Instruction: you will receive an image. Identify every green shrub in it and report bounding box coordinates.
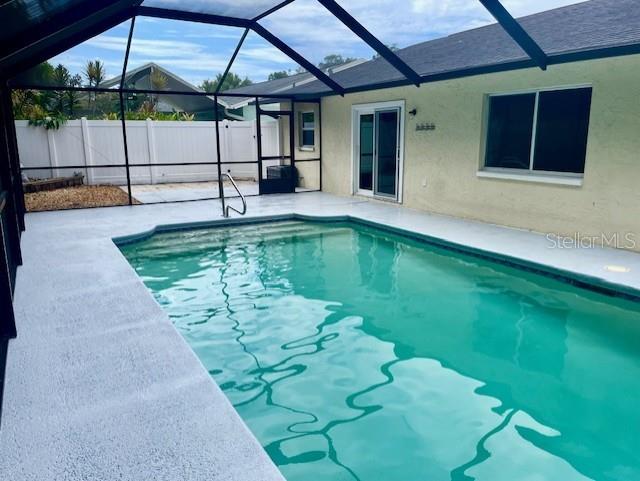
[28,111,67,130]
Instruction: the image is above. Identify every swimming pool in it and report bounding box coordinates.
[120,220,640,481]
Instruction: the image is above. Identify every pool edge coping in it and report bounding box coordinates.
[113,213,640,303]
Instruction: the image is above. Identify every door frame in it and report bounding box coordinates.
[257,104,296,195]
[351,100,405,203]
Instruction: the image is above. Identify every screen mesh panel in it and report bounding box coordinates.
[127,19,249,95]
[141,0,286,19]
[0,0,87,45]
[259,0,378,74]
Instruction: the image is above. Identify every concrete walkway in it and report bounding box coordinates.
[2,192,640,480]
[124,180,259,203]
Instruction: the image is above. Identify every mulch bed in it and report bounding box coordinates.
[25,185,141,212]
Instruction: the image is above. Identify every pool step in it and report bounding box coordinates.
[126,222,352,258]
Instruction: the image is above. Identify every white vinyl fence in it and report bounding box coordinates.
[15,118,281,185]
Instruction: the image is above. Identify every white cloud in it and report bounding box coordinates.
[238,46,291,64]
[260,0,586,58]
[501,0,585,16]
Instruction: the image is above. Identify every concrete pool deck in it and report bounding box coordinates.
[124,182,316,204]
[124,180,260,204]
[2,191,640,480]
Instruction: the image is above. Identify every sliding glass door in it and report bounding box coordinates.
[375,109,400,197]
[355,103,402,201]
[359,114,374,191]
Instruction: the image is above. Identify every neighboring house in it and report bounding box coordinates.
[102,63,237,120]
[219,60,366,120]
[101,62,369,121]
[260,0,640,248]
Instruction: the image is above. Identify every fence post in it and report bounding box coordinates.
[46,128,58,178]
[80,117,93,185]
[251,122,258,164]
[222,120,231,170]
[276,120,282,160]
[146,118,157,185]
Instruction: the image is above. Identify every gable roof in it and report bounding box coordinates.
[102,62,227,114]
[284,0,640,97]
[102,62,201,91]
[218,60,367,108]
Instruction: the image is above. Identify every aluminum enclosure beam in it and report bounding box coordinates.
[252,1,296,22]
[250,23,345,95]
[136,7,344,95]
[136,6,252,28]
[479,0,548,70]
[216,28,250,95]
[316,0,422,86]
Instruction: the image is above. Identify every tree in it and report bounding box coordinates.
[84,60,106,114]
[12,90,45,120]
[12,61,55,86]
[268,71,290,81]
[150,68,169,91]
[199,72,252,93]
[65,74,83,116]
[199,79,217,93]
[84,60,106,88]
[11,62,55,120]
[149,68,169,109]
[51,64,72,114]
[372,44,399,59]
[12,62,82,121]
[318,54,356,70]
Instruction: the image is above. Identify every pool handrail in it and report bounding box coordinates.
[222,173,247,218]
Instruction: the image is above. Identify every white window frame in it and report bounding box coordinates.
[480,84,592,185]
[299,111,315,151]
[351,100,405,203]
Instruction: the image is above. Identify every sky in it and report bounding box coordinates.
[51,0,586,88]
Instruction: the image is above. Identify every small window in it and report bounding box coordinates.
[300,111,315,148]
[484,87,592,175]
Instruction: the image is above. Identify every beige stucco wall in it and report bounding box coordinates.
[320,55,640,250]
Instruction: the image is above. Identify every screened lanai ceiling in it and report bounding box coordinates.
[141,0,289,19]
[2,0,640,98]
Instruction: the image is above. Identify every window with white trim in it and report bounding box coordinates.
[484,87,592,175]
[300,111,315,149]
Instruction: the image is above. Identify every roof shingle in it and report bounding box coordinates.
[233,0,640,98]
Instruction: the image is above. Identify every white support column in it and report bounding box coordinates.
[222,120,235,164]
[80,117,93,185]
[146,118,157,185]
[46,128,58,178]
[251,122,258,164]
[222,120,231,167]
[276,120,283,159]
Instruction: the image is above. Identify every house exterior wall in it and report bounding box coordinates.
[320,55,640,250]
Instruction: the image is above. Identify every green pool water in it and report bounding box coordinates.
[120,220,640,481]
